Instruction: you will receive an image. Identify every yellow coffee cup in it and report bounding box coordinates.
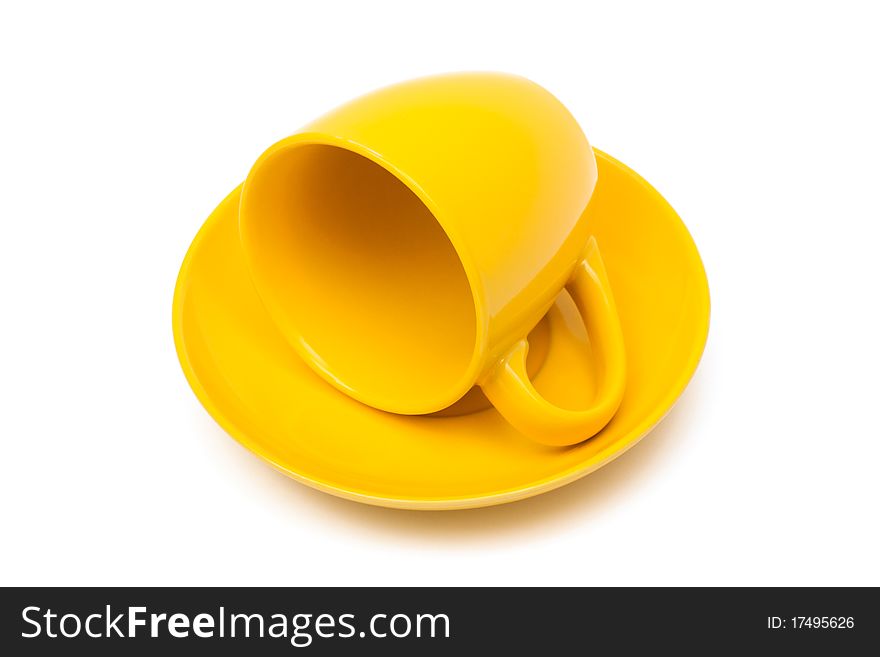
[238,73,626,446]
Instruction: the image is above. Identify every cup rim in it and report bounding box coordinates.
[238,132,490,414]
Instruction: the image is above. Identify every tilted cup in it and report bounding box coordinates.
[238,73,626,446]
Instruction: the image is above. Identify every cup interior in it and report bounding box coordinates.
[240,143,478,413]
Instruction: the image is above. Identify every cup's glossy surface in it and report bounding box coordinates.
[239,73,625,444]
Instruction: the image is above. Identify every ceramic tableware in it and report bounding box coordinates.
[173,150,710,509]
[238,73,626,445]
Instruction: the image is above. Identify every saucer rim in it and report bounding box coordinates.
[172,148,710,510]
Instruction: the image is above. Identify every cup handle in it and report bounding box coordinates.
[480,237,626,446]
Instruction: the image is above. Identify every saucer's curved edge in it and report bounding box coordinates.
[172,150,710,511]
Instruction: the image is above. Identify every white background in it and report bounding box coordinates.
[2,1,878,586]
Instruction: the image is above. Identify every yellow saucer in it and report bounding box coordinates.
[172,150,709,510]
